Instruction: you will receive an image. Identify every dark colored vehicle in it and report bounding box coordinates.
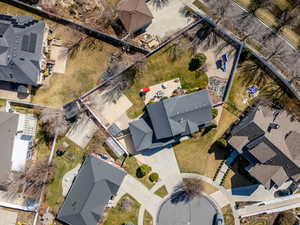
[274,189,292,198]
[214,214,224,225]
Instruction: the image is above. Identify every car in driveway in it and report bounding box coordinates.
[214,214,224,225]
[274,189,292,197]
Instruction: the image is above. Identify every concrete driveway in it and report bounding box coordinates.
[146,0,195,39]
[137,147,182,192]
[0,208,17,225]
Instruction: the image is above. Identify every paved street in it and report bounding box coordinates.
[237,194,300,218]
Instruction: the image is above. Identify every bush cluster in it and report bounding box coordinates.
[188,53,207,71]
[149,172,159,183]
[216,138,228,148]
[136,164,152,178]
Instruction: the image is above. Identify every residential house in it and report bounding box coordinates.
[228,106,300,190]
[57,156,127,225]
[0,111,37,181]
[117,0,153,34]
[0,14,48,88]
[129,90,213,153]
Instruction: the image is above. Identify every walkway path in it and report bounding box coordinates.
[214,150,239,185]
[116,174,163,225]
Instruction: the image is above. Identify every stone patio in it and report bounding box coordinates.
[143,78,181,104]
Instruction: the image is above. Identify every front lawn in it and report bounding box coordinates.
[124,38,208,118]
[222,205,235,225]
[144,210,153,225]
[103,194,140,225]
[174,109,237,178]
[154,185,168,198]
[123,156,156,189]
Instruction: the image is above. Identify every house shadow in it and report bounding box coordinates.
[229,157,259,194]
[208,142,231,161]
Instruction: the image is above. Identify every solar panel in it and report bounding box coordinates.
[29,33,37,53]
[21,35,29,52]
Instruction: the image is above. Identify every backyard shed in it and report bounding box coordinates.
[117,0,153,33]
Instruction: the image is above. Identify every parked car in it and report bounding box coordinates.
[214,214,224,225]
[274,189,292,198]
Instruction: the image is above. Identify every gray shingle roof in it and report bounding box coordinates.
[0,111,19,180]
[57,156,126,225]
[147,90,213,140]
[0,14,45,86]
[129,118,153,152]
[229,106,300,189]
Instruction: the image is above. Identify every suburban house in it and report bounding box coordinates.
[0,111,37,181]
[228,106,300,190]
[0,14,48,89]
[117,0,153,34]
[129,90,213,153]
[57,156,127,225]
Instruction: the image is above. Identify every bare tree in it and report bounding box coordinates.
[264,39,288,62]
[5,160,55,201]
[40,108,69,137]
[171,179,203,204]
[211,0,231,24]
[149,0,169,9]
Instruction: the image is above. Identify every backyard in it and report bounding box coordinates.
[46,137,86,214]
[124,37,209,118]
[32,30,117,106]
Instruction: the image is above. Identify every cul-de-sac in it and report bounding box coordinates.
[0,0,299,225]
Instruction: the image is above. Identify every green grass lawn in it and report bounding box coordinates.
[144,210,153,225]
[103,194,140,225]
[174,109,237,178]
[246,219,269,225]
[154,185,169,198]
[193,0,210,13]
[123,156,156,189]
[0,99,6,107]
[222,205,235,225]
[125,38,208,119]
[46,137,86,213]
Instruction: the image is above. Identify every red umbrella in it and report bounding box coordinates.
[142,87,150,92]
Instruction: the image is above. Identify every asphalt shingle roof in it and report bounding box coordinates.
[147,90,213,140]
[57,156,126,225]
[0,111,19,180]
[117,0,153,33]
[0,14,45,86]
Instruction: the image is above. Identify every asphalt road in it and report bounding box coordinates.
[157,196,217,225]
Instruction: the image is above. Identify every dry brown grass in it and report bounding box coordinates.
[174,109,237,178]
[32,37,116,106]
